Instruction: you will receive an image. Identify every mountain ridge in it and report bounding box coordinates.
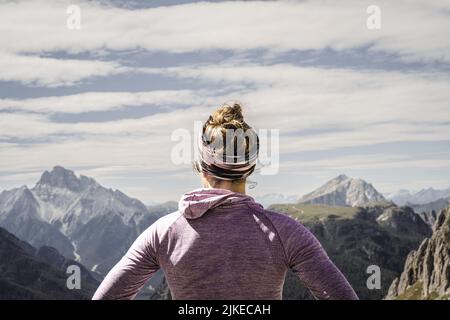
[0,166,169,276]
[387,187,450,206]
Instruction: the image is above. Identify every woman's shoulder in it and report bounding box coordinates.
[253,206,324,262]
[142,210,183,238]
[155,210,183,224]
[249,203,310,236]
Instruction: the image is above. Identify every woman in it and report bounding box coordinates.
[92,102,358,300]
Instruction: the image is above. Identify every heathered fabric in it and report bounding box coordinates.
[92,188,358,300]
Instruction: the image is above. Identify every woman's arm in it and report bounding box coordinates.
[92,225,160,300]
[289,226,358,299]
[271,213,358,300]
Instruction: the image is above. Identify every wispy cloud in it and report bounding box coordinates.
[1,0,450,201]
[1,0,450,62]
[148,63,450,133]
[0,90,200,113]
[0,52,126,87]
[1,62,450,176]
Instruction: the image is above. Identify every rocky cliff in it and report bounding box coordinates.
[386,206,450,300]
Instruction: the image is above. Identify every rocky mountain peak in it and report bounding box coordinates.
[17,184,33,197]
[376,206,431,238]
[386,206,450,299]
[0,185,39,220]
[35,166,100,197]
[299,174,386,207]
[334,174,349,182]
[36,166,87,192]
[1,166,165,276]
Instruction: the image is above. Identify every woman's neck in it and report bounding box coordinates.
[227,182,246,194]
[204,178,246,195]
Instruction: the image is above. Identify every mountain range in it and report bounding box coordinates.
[276,174,450,211]
[0,166,175,277]
[387,188,450,206]
[1,167,449,300]
[292,174,450,223]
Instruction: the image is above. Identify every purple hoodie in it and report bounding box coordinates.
[92,188,358,300]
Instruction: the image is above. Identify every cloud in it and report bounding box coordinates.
[150,63,450,130]
[0,52,125,87]
[2,0,449,87]
[282,152,450,173]
[1,0,450,199]
[0,0,449,63]
[2,63,450,153]
[0,90,200,113]
[0,106,205,139]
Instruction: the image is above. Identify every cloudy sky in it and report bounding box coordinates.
[1,0,450,203]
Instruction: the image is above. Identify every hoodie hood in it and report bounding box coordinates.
[178,188,258,219]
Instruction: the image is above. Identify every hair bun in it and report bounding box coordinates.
[209,102,247,129]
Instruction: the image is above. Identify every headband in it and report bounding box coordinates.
[196,127,259,181]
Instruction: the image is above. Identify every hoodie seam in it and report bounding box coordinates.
[155,211,183,263]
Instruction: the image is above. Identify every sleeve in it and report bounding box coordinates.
[275,216,359,300]
[92,224,160,300]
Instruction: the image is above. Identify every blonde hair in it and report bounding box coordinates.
[206,102,250,131]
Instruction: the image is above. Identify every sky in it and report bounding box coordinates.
[0,0,450,203]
